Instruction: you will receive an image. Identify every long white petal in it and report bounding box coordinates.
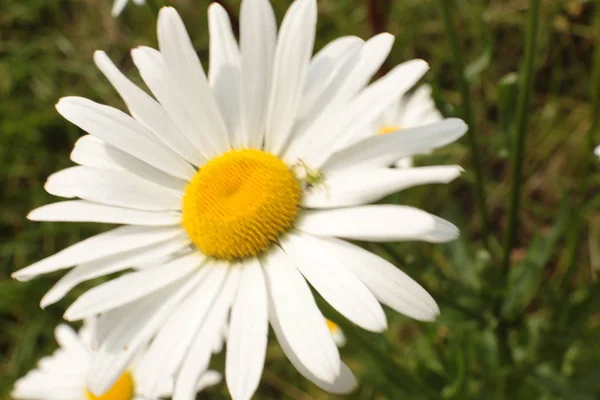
[226,259,268,400]
[56,97,195,180]
[137,263,228,399]
[27,200,181,226]
[298,36,364,120]
[304,60,429,167]
[93,51,204,166]
[12,226,182,281]
[64,252,202,321]
[45,166,182,211]
[311,236,439,321]
[297,36,363,118]
[173,267,240,400]
[239,0,277,148]
[70,136,187,193]
[270,313,356,394]
[157,7,230,154]
[330,32,395,104]
[130,47,213,160]
[321,118,467,173]
[86,270,205,396]
[262,246,340,383]
[302,166,463,208]
[40,234,190,308]
[208,3,242,144]
[281,232,387,332]
[264,0,317,155]
[296,205,441,242]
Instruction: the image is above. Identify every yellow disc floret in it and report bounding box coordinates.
[86,371,134,400]
[377,124,402,135]
[182,149,301,260]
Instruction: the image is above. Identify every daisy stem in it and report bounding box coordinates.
[497,0,541,373]
[437,0,490,251]
[501,0,540,278]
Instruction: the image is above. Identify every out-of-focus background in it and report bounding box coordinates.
[1,0,599,398]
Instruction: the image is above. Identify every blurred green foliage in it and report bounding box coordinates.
[1,0,600,399]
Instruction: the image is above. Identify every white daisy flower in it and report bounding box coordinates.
[325,319,347,347]
[11,321,221,400]
[595,145,600,158]
[112,0,145,17]
[374,84,443,168]
[13,1,467,399]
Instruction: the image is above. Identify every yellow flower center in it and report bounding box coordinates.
[377,124,402,135]
[86,371,134,400]
[182,149,301,260]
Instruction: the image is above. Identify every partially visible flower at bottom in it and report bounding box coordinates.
[11,321,221,400]
[112,0,145,17]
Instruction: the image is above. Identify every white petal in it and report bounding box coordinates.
[70,136,187,193]
[208,3,242,145]
[397,84,443,128]
[297,36,364,120]
[88,268,208,397]
[226,259,268,400]
[157,7,230,154]
[70,135,121,170]
[208,4,240,83]
[269,303,356,394]
[54,325,88,360]
[56,97,195,180]
[94,51,204,166]
[420,216,460,243]
[302,166,463,208]
[313,236,439,321]
[297,205,441,242]
[130,47,213,160]
[40,233,190,308]
[149,371,222,398]
[264,0,317,155]
[322,118,468,173]
[305,60,430,167]
[331,33,395,104]
[27,200,181,226]
[173,267,240,400]
[263,246,340,383]
[64,252,202,321]
[239,0,277,148]
[281,232,387,332]
[282,45,363,164]
[12,225,182,281]
[45,166,182,211]
[137,263,229,399]
[87,270,204,395]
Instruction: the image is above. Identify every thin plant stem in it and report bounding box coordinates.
[496,0,541,376]
[501,0,541,277]
[438,0,490,251]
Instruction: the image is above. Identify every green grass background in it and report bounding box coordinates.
[1,0,600,398]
